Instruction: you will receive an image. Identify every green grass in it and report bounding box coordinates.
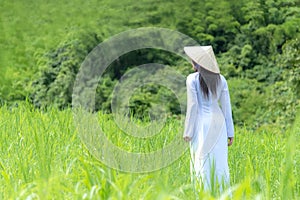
[0,103,299,199]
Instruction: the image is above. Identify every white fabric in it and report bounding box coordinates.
[183,72,234,192]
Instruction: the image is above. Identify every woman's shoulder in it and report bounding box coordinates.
[219,74,229,89]
[220,74,226,80]
[186,72,199,84]
[186,72,228,87]
[219,74,228,83]
[186,72,198,80]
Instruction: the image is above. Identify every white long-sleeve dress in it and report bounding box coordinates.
[183,72,234,192]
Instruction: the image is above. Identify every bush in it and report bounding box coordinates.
[29,30,100,109]
[228,77,266,128]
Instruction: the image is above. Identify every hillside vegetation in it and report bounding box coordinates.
[1,1,300,125]
[1,0,300,131]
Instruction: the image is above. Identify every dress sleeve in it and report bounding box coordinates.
[220,77,234,138]
[183,75,199,139]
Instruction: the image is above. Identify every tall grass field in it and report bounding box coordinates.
[0,103,299,199]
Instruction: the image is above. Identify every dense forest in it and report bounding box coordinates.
[1,0,300,131]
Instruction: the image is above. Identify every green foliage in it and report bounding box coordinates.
[227,78,266,128]
[227,37,300,131]
[0,104,299,199]
[280,38,300,97]
[263,38,300,130]
[176,0,240,52]
[1,0,300,129]
[30,33,186,113]
[128,83,181,119]
[29,30,100,109]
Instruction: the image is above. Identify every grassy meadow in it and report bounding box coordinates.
[0,103,299,199]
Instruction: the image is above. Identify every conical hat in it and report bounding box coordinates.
[184,46,220,74]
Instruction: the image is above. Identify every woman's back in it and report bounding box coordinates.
[186,72,227,118]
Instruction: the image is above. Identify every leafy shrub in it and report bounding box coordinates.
[227,77,266,128]
[29,30,100,109]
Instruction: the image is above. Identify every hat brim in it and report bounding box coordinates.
[184,46,220,74]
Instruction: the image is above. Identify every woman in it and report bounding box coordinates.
[183,46,234,193]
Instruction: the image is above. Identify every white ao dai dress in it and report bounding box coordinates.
[183,72,234,192]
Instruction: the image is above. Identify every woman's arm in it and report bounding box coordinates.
[183,74,199,141]
[220,77,234,139]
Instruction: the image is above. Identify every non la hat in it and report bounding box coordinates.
[184,46,220,74]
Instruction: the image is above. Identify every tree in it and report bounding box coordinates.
[30,29,100,109]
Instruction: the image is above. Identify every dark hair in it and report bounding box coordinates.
[198,67,220,99]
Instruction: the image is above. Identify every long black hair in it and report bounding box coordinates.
[193,61,220,99]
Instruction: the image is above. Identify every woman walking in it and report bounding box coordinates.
[183,46,234,194]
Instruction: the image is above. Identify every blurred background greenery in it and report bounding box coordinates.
[0,0,299,131]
